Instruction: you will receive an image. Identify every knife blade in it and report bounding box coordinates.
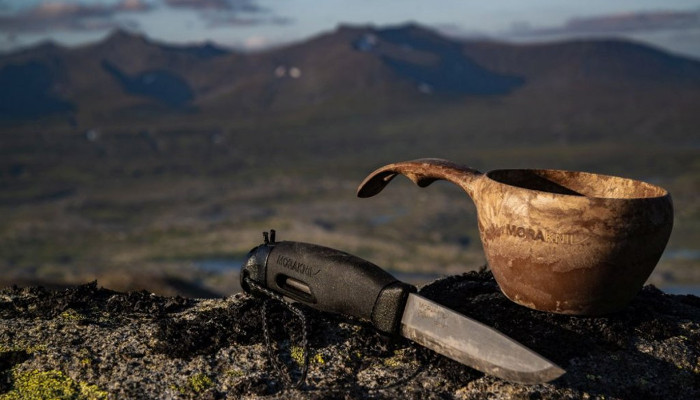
[401,294,564,383]
[240,232,565,383]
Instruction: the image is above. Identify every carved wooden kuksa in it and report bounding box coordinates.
[358,158,674,315]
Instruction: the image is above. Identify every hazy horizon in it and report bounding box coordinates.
[1,1,699,59]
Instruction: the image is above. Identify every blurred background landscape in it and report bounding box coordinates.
[1,0,699,297]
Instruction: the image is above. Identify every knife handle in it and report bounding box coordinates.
[241,238,415,335]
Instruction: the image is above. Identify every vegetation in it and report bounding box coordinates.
[0,24,698,295]
[1,118,697,294]
[0,369,107,400]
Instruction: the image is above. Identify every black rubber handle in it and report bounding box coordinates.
[241,239,415,335]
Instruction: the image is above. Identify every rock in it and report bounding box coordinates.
[0,271,699,399]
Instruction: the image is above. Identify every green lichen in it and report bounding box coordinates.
[289,346,325,366]
[290,346,305,366]
[187,373,213,393]
[0,369,107,400]
[76,348,92,367]
[382,356,403,368]
[224,368,245,378]
[170,374,214,395]
[77,382,108,400]
[60,309,85,321]
[382,348,410,367]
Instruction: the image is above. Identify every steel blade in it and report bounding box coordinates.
[400,294,565,383]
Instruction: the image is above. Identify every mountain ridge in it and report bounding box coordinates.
[0,23,699,143]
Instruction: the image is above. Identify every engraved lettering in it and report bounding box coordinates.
[534,230,544,241]
[417,301,448,328]
[500,224,574,244]
[276,255,321,276]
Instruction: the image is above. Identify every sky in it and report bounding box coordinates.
[1,0,699,59]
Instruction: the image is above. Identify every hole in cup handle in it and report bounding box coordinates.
[357,158,483,199]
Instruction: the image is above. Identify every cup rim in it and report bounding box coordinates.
[484,168,669,200]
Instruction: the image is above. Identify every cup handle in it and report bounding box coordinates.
[357,158,483,198]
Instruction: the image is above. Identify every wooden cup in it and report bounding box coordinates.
[358,158,673,315]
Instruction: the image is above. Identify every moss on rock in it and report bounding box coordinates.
[0,272,699,399]
[0,369,107,400]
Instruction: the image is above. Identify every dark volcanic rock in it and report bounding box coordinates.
[0,271,698,399]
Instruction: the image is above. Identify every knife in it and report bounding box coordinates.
[240,231,565,384]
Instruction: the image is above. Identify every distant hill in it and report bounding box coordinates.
[1,23,699,143]
[461,38,700,85]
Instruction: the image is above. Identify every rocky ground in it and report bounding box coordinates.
[1,270,699,399]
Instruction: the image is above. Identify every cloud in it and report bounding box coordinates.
[512,10,700,37]
[164,0,292,29]
[31,0,150,19]
[164,0,265,13]
[165,0,231,10]
[0,0,152,33]
[0,0,292,45]
[205,14,293,28]
[119,0,152,12]
[433,23,492,40]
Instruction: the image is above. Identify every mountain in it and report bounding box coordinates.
[462,38,700,86]
[0,30,231,121]
[101,60,194,108]
[1,23,699,143]
[0,58,75,119]
[349,24,524,95]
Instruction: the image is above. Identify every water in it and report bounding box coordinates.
[391,270,443,285]
[656,248,700,296]
[659,285,700,296]
[193,259,244,273]
[662,249,700,261]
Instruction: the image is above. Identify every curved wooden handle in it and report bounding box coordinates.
[357,158,484,198]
